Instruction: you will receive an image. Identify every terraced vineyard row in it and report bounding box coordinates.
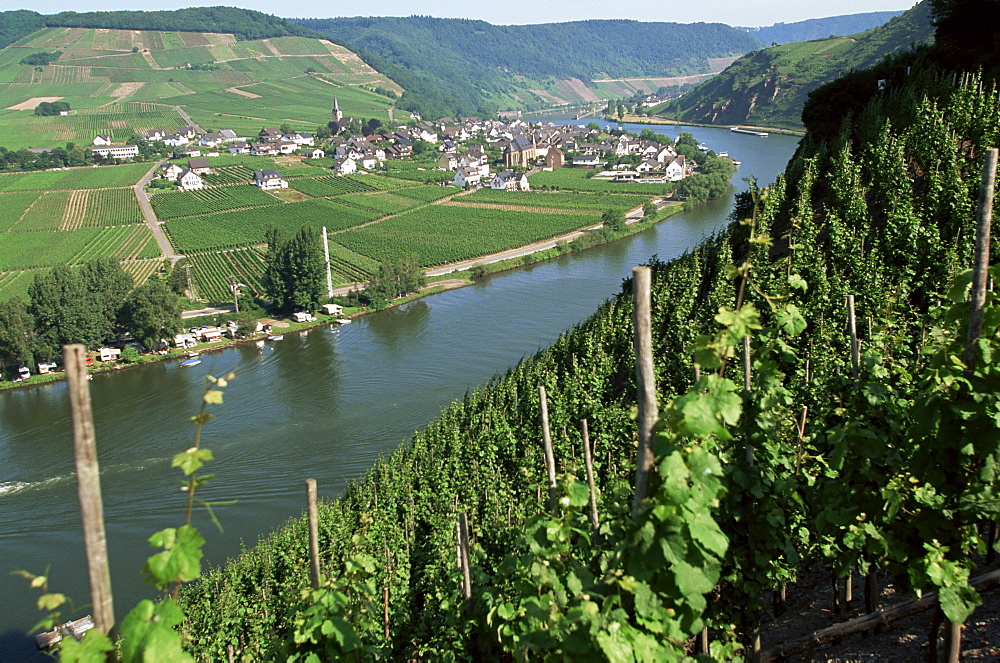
[151,184,282,219]
[0,269,39,301]
[202,167,257,186]
[336,205,600,267]
[165,198,380,252]
[327,242,378,282]
[289,176,379,198]
[0,163,151,191]
[465,189,650,212]
[122,259,161,285]
[14,191,72,231]
[393,185,456,203]
[189,248,266,302]
[70,225,155,264]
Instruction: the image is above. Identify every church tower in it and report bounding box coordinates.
[333,96,343,123]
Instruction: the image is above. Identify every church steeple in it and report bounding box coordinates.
[333,96,342,123]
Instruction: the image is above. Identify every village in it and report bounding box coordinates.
[89,97,697,193]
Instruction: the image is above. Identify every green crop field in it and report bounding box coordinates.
[0,164,151,191]
[289,176,378,197]
[150,184,283,219]
[333,205,600,267]
[0,228,102,271]
[164,198,379,252]
[189,248,267,303]
[393,185,457,203]
[464,188,650,212]
[0,268,43,301]
[0,191,44,231]
[529,168,675,195]
[339,191,428,216]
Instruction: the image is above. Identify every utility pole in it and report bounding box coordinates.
[230,275,240,313]
[323,226,333,298]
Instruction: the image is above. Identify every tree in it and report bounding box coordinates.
[120,345,140,363]
[643,201,657,218]
[233,310,259,338]
[167,259,193,297]
[121,280,182,351]
[366,255,425,301]
[0,298,36,369]
[279,123,293,136]
[28,266,109,358]
[81,256,133,329]
[262,225,325,312]
[601,209,627,232]
[316,124,332,140]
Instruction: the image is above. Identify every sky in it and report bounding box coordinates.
[6,0,921,29]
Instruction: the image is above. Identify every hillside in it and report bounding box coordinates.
[0,25,399,149]
[655,0,934,130]
[740,10,905,45]
[292,17,766,117]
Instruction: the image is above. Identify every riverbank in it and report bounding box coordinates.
[607,113,806,137]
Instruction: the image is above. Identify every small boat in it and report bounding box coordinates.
[334,318,352,325]
[267,334,284,341]
[36,615,95,650]
[732,160,742,166]
[697,143,709,151]
[180,358,202,368]
[718,151,729,158]
[185,351,201,358]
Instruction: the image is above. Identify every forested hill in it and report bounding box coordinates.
[656,0,935,130]
[740,10,905,45]
[292,17,765,117]
[0,7,322,44]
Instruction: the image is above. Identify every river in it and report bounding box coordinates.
[0,124,798,658]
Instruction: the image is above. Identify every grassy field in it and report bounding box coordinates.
[0,163,152,191]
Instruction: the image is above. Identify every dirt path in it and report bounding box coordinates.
[133,161,182,264]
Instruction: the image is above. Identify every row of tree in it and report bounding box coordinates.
[0,258,181,371]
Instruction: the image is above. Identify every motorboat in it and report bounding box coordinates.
[180,358,202,368]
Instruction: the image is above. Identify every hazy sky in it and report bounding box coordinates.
[9,0,921,28]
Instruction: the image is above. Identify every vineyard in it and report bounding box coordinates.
[529,167,677,195]
[333,205,602,266]
[0,164,150,191]
[69,225,157,264]
[164,198,380,253]
[168,68,1000,662]
[464,188,650,212]
[188,248,267,302]
[150,185,282,219]
[201,166,257,187]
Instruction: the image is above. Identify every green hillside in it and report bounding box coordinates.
[293,17,765,118]
[655,1,935,130]
[740,10,904,45]
[0,26,399,149]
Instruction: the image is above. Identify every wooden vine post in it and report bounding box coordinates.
[305,478,321,589]
[632,266,658,517]
[538,386,558,514]
[458,512,473,614]
[64,344,115,635]
[580,419,600,546]
[964,147,998,373]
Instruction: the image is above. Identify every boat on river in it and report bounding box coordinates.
[267,334,284,341]
[179,358,201,368]
[334,318,352,325]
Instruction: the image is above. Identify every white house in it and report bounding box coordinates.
[177,170,204,190]
[454,166,481,187]
[161,163,183,179]
[332,157,357,175]
[636,159,661,174]
[228,141,251,154]
[490,170,530,191]
[93,134,112,146]
[302,148,325,159]
[322,303,344,316]
[254,169,288,190]
[162,134,188,147]
[188,158,212,175]
[664,156,686,182]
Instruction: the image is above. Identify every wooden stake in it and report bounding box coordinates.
[384,586,390,641]
[794,406,809,477]
[743,335,754,465]
[847,295,860,382]
[306,478,321,589]
[458,513,472,614]
[539,386,558,514]
[581,419,600,546]
[964,147,998,375]
[632,266,658,517]
[64,344,115,635]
